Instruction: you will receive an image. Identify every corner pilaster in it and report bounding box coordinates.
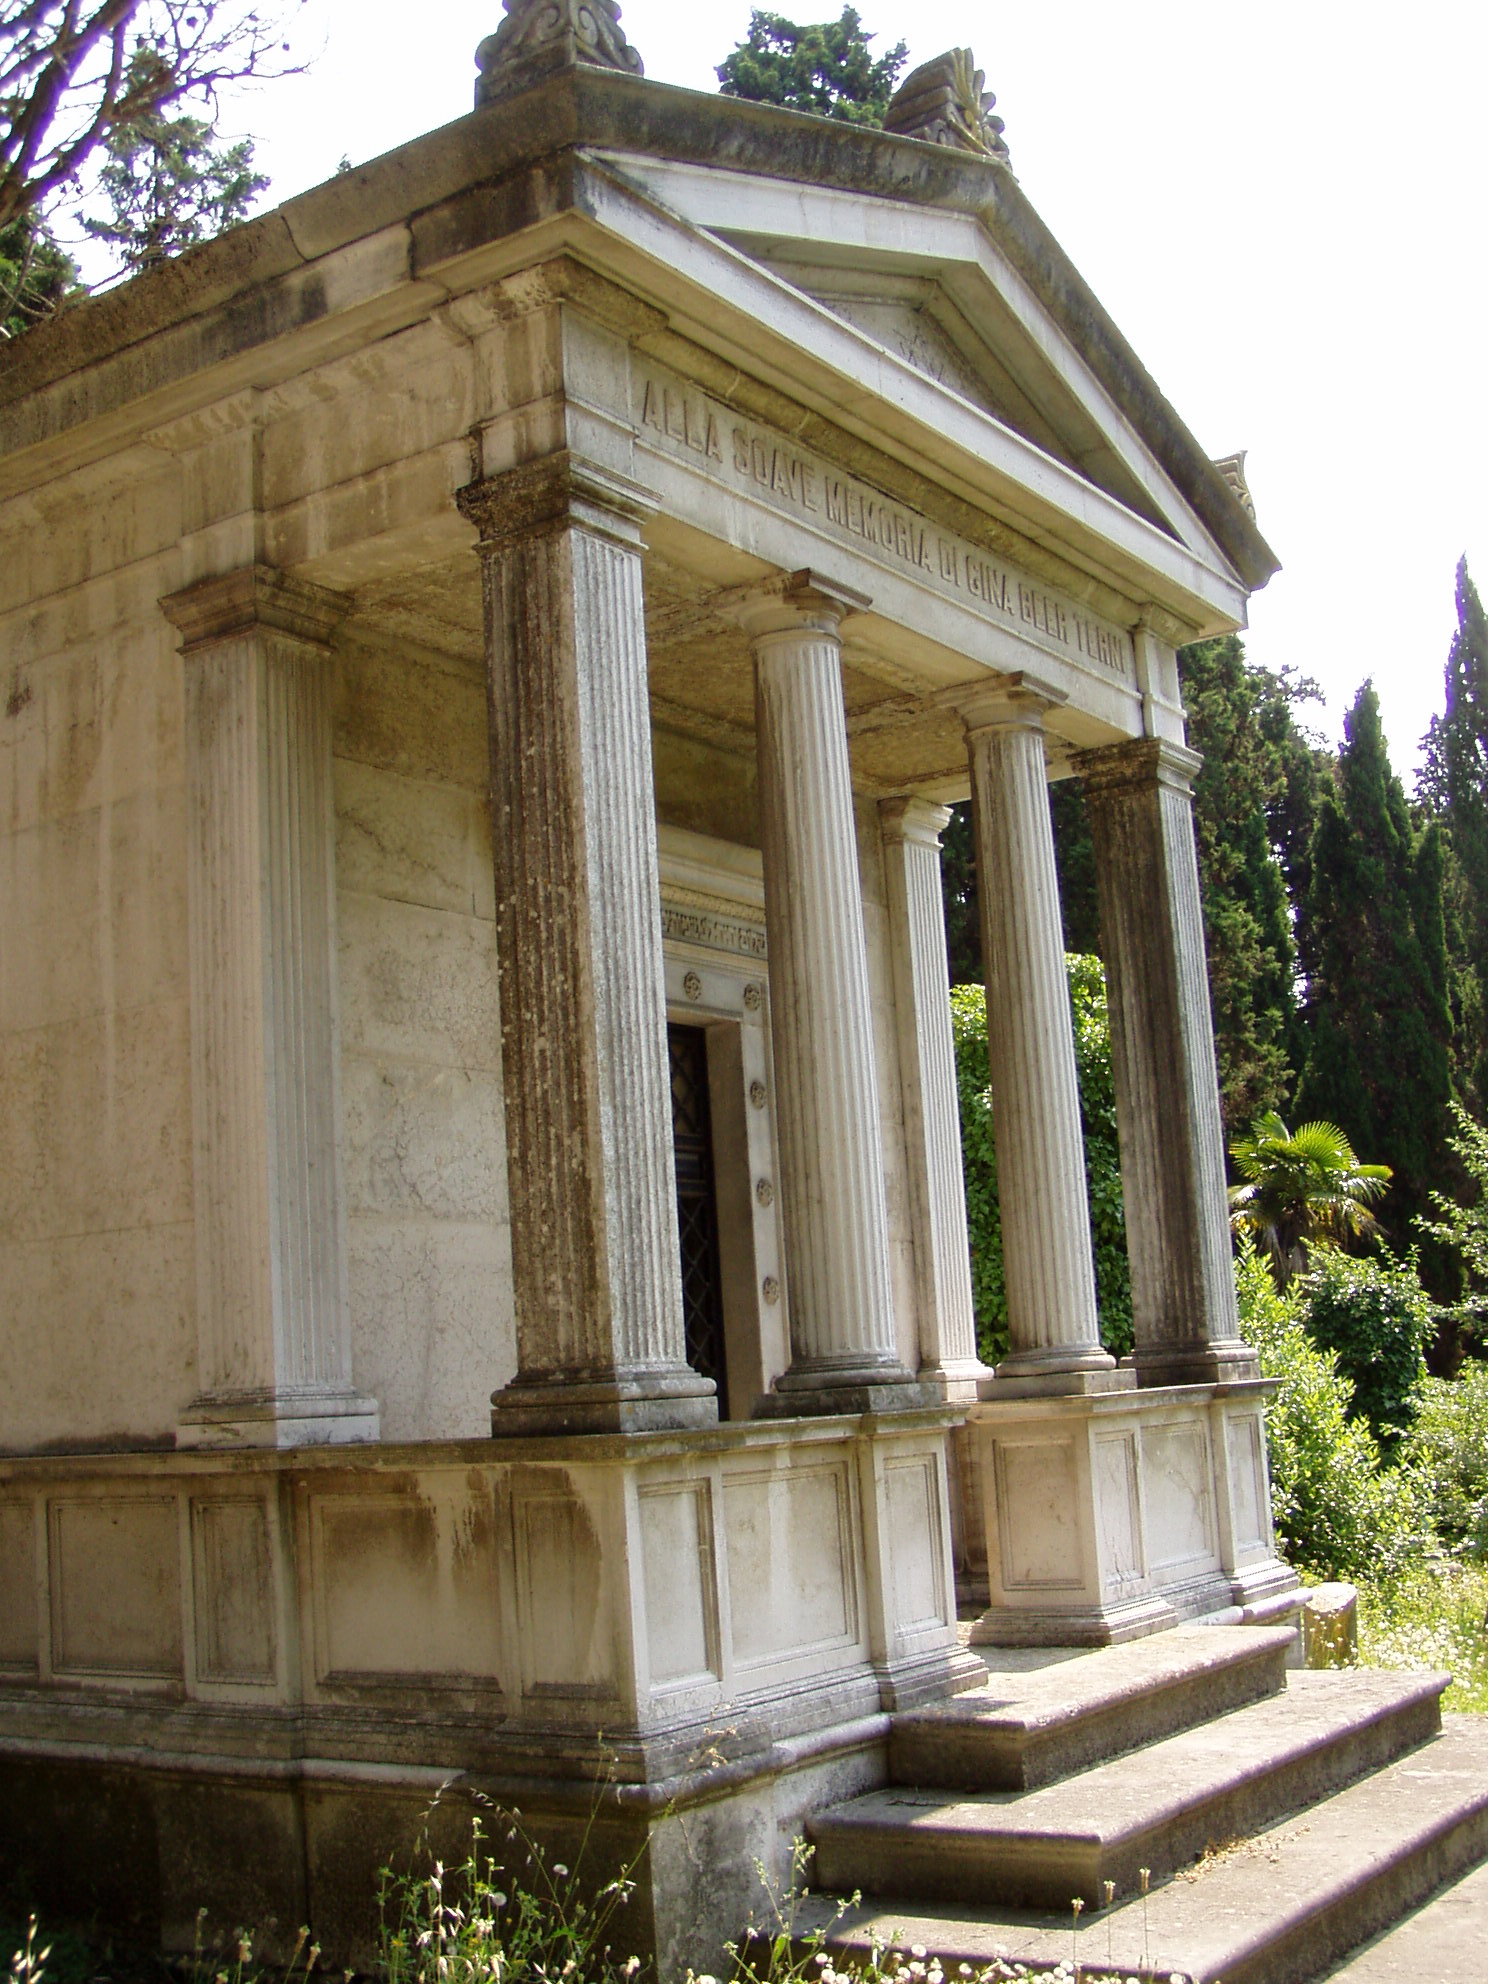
[458,452,716,1435]
[162,565,378,1448]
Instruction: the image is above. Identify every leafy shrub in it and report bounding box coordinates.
[1235,1238,1424,1583]
[950,960,1132,1368]
[1293,1247,1433,1449]
[1402,1362,1488,1559]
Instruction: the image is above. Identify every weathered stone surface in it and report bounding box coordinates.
[810,1668,1447,1909]
[459,453,713,1433]
[884,48,1011,165]
[1080,734,1259,1384]
[475,0,643,109]
[163,567,377,1447]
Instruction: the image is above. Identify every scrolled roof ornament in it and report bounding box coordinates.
[883,47,1011,166]
[476,0,643,108]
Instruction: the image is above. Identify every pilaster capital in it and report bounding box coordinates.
[456,450,656,551]
[880,797,953,849]
[949,670,1066,738]
[714,567,873,645]
[160,565,348,656]
[1073,735,1204,801]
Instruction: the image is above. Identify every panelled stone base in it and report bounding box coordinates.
[0,1416,979,1977]
[177,1387,381,1448]
[968,1380,1297,1647]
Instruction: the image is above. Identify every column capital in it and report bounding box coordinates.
[160,565,348,655]
[1074,735,1203,800]
[880,797,953,849]
[457,450,655,551]
[715,567,872,644]
[950,670,1067,737]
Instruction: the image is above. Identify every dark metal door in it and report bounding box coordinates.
[667,1022,729,1418]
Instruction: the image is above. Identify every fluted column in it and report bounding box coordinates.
[162,567,378,1447]
[880,799,986,1398]
[1078,737,1259,1385]
[458,453,715,1435]
[960,678,1115,1389]
[738,573,922,1413]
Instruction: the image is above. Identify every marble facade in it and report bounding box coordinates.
[0,5,1291,1971]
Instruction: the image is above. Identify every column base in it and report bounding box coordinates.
[993,1342,1118,1392]
[755,1361,935,1418]
[986,1366,1137,1400]
[177,1387,380,1449]
[1132,1341,1262,1386]
[917,1359,991,1406]
[489,1370,718,1437]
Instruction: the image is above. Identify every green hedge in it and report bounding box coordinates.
[949,956,1133,1365]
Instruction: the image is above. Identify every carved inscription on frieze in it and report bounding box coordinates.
[636,372,1135,682]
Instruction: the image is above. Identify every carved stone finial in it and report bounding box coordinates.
[475,0,643,109]
[1212,450,1256,521]
[883,47,1011,165]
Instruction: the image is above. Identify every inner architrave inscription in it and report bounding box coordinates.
[635,368,1136,685]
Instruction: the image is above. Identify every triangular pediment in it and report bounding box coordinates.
[738,246,1181,543]
[590,145,1268,597]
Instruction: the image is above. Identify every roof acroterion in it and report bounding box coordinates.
[884,47,1011,165]
[476,0,643,108]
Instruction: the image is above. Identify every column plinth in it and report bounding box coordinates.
[458,453,716,1436]
[163,567,378,1448]
[1077,736,1259,1386]
[880,799,988,1401]
[960,678,1118,1394]
[736,573,925,1415]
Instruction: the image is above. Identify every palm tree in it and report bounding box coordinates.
[1228,1112,1392,1288]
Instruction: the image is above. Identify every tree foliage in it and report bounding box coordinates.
[1420,558,1488,1112]
[1295,682,1458,1296]
[0,208,75,334]
[81,50,266,273]
[950,959,1132,1366]
[0,0,302,233]
[1228,1111,1390,1288]
[717,7,907,126]
[1294,1247,1433,1451]
[1235,1238,1425,1584]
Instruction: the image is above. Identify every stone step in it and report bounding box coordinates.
[809,1668,1445,1911]
[1322,1853,1488,1979]
[803,1716,1488,1984]
[890,1623,1295,1791]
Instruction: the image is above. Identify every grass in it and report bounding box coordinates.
[1357,1559,1488,1710]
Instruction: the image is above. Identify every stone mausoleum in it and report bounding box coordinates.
[0,2,1325,1970]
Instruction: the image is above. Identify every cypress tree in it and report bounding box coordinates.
[1420,559,1488,1109]
[1296,682,1457,1296]
[1178,636,1299,1131]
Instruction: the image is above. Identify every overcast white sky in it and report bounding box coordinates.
[183,0,1488,775]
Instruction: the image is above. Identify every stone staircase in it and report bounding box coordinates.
[799,1625,1488,1983]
